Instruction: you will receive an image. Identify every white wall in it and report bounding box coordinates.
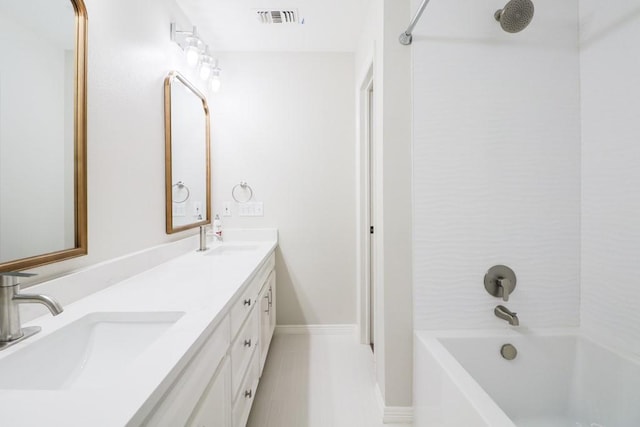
[209,52,356,326]
[580,0,640,356]
[12,0,211,283]
[355,0,414,409]
[6,0,358,329]
[412,0,582,330]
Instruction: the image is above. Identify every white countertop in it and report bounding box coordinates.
[0,236,277,427]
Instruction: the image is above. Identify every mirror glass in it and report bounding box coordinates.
[164,72,210,233]
[0,0,87,271]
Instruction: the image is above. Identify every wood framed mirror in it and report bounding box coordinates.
[164,71,211,234]
[0,0,88,272]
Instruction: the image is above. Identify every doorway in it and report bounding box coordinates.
[359,63,375,353]
[367,81,375,352]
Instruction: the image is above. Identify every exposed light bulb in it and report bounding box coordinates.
[184,36,202,67]
[210,74,221,93]
[200,55,213,80]
[200,67,211,80]
[185,46,200,66]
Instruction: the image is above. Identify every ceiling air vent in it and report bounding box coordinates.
[255,9,299,24]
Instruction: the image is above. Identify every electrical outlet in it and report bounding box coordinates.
[193,201,202,217]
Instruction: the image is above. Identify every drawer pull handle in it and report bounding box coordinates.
[245,389,252,399]
[244,339,252,347]
[244,299,251,306]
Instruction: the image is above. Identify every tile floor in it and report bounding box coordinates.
[247,332,412,427]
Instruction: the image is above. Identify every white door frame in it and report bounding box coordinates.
[358,63,375,346]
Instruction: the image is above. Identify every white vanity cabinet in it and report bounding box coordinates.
[187,357,232,427]
[141,251,276,427]
[259,270,276,374]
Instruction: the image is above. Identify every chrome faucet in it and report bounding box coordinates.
[197,225,208,252]
[494,305,519,326]
[0,272,63,350]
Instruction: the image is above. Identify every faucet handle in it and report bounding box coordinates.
[497,277,513,302]
[484,265,517,301]
[0,272,37,287]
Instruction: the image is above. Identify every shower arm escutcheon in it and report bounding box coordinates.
[484,265,517,302]
[399,0,432,45]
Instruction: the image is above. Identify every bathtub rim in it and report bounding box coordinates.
[415,331,517,427]
[414,327,640,427]
[415,327,640,366]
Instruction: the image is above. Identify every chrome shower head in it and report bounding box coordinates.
[495,0,535,33]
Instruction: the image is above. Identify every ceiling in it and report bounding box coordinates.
[176,0,368,52]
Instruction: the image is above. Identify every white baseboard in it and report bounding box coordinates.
[375,384,413,424]
[275,324,357,335]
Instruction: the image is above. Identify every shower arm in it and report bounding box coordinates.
[399,0,432,46]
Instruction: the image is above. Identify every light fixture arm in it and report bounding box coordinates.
[170,22,200,50]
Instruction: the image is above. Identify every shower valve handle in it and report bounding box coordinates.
[497,278,513,302]
[484,265,517,301]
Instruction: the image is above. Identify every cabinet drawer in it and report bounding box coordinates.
[230,252,275,340]
[143,316,230,427]
[230,280,258,342]
[232,348,260,427]
[231,307,259,399]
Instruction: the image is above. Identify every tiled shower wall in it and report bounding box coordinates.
[412,0,582,329]
[580,0,640,357]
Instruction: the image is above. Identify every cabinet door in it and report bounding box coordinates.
[258,279,271,375]
[187,356,232,427]
[143,317,230,427]
[268,271,276,336]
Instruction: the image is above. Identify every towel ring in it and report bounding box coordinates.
[232,181,253,203]
[172,181,190,203]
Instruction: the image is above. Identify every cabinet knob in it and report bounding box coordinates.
[244,299,251,306]
[244,339,252,347]
[245,389,252,399]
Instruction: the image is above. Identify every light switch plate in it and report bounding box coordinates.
[223,202,232,217]
[254,202,264,216]
[239,202,264,217]
[173,204,186,217]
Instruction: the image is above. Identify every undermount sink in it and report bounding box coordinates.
[0,311,184,390]
[206,244,259,256]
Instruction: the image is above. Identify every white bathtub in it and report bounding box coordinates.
[414,329,640,427]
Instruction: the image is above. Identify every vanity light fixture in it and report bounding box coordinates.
[170,22,222,93]
[209,60,222,93]
[170,23,204,66]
